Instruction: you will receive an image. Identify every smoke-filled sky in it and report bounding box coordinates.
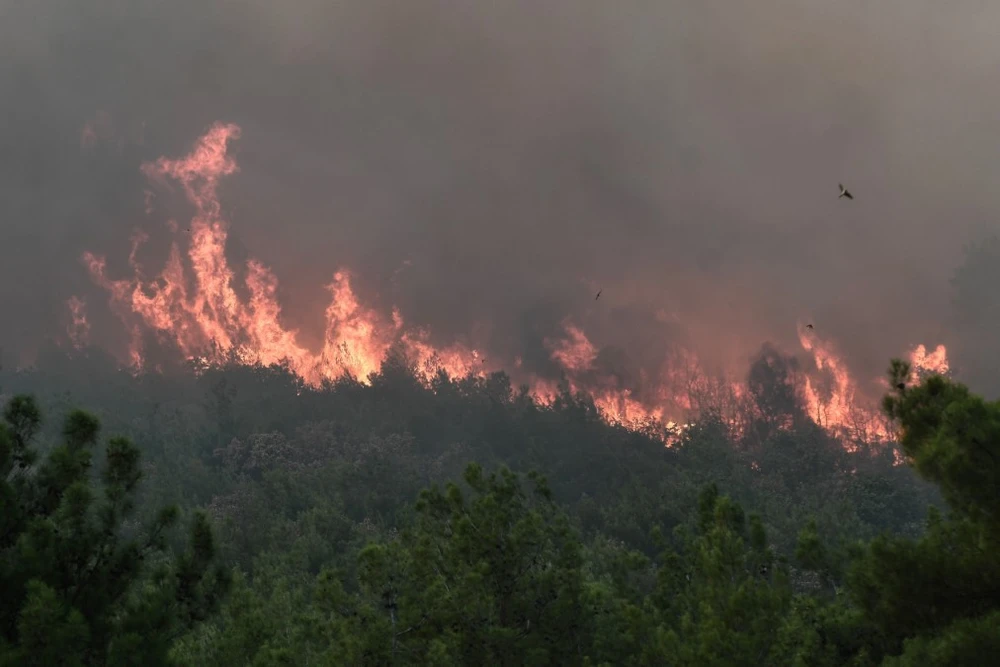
[2,0,998,382]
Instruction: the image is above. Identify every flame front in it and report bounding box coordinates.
[83,123,479,386]
[81,123,949,445]
[797,325,890,442]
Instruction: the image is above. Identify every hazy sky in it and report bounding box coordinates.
[2,0,999,383]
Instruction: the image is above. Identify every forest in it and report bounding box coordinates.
[1,343,997,666]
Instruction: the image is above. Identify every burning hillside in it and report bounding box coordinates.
[74,123,948,442]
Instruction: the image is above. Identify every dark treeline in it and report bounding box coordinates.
[2,342,996,664]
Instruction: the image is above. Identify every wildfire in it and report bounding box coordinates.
[909,343,949,379]
[546,323,598,373]
[66,296,90,349]
[82,123,481,387]
[797,325,891,442]
[79,122,949,445]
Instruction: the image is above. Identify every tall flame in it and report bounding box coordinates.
[83,123,480,386]
[797,325,891,442]
[82,122,948,445]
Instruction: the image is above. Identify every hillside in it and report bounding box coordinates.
[4,347,980,665]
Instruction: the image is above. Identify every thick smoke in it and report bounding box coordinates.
[1,0,996,385]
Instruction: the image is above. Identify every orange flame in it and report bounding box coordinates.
[796,325,891,442]
[909,343,949,379]
[82,122,949,447]
[546,323,598,373]
[84,123,480,386]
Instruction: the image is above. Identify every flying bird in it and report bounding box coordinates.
[595,290,602,301]
[806,324,814,330]
[838,183,854,200]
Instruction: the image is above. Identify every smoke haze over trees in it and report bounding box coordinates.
[4,3,1000,663]
[2,1,999,394]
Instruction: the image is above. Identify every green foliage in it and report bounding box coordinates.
[884,361,1000,531]
[883,610,1000,666]
[645,486,791,665]
[8,348,996,664]
[0,395,229,665]
[840,362,1000,661]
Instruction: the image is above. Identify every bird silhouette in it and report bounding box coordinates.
[896,382,906,391]
[838,183,854,200]
[595,290,602,301]
[806,324,814,330]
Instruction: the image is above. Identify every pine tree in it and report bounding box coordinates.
[0,394,230,665]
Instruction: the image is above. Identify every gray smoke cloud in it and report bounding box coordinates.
[2,0,997,387]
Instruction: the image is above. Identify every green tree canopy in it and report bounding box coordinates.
[0,394,229,666]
